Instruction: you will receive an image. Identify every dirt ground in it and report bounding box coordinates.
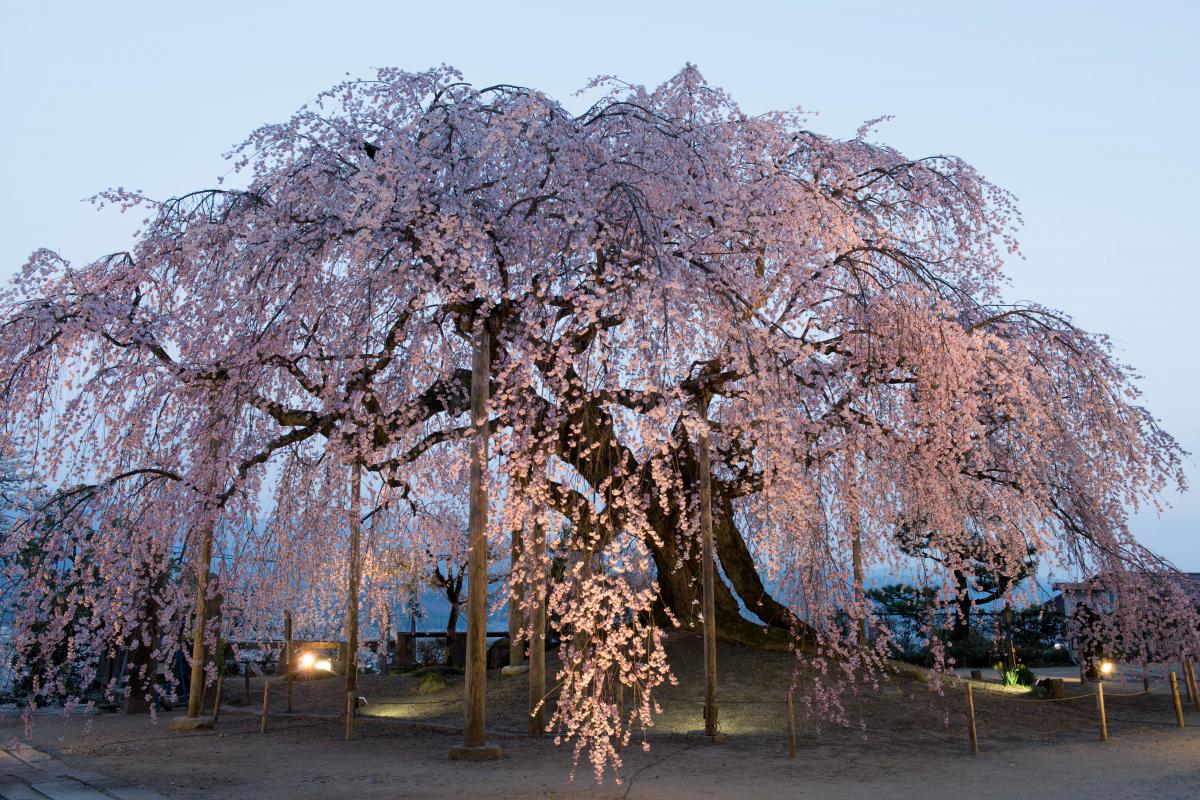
[4,634,1199,799]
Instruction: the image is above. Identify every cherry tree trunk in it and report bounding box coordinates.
[463,322,491,748]
[528,522,547,735]
[346,462,362,716]
[186,530,215,718]
[694,397,719,737]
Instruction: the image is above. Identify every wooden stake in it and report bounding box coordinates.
[463,320,491,749]
[694,393,719,738]
[785,691,797,758]
[1142,662,1150,692]
[528,522,547,736]
[966,684,979,755]
[212,674,224,724]
[1096,681,1108,742]
[260,680,270,734]
[1170,671,1185,728]
[345,691,355,741]
[1183,660,1195,706]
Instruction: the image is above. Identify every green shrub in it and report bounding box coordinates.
[995,661,1036,687]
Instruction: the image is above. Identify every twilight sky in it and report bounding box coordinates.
[2,1,1196,565]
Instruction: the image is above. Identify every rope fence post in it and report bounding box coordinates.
[260,680,270,734]
[966,684,980,755]
[1170,671,1185,728]
[785,691,796,758]
[1096,681,1108,742]
[1183,660,1196,706]
[1186,659,1200,712]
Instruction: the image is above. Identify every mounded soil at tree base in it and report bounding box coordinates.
[4,633,1199,799]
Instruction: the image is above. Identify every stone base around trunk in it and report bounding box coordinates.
[448,744,506,761]
[500,664,529,676]
[169,715,215,732]
[686,730,729,744]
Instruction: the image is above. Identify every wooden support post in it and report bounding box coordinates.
[694,393,719,739]
[260,681,270,734]
[1183,660,1195,705]
[1170,671,1186,727]
[345,462,362,736]
[785,691,797,758]
[1096,681,1108,742]
[243,669,250,704]
[212,674,224,724]
[285,610,294,713]
[1142,662,1150,692]
[1186,659,1200,712]
[449,318,503,761]
[508,525,525,668]
[528,522,547,736]
[345,691,355,741]
[464,322,490,749]
[966,684,980,754]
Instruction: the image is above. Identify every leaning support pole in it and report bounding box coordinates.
[1096,681,1108,742]
[1170,671,1186,727]
[695,394,719,739]
[528,522,547,736]
[345,462,362,734]
[451,318,504,761]
[1186,659,1200,712]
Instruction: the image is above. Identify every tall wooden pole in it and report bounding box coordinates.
[1096,681,1108,742]
[463,320,492,750]
[508,528,525,667]
[695,394,719,738]
[345,461,362,728]
[844,457,867,648]
[528,522,547,735]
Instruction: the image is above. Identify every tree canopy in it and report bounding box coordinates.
[0,65,1192,778]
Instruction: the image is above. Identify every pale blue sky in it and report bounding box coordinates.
[2,1,1196,565]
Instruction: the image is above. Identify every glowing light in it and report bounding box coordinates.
[1099,660,1115,676]
[297,652,316,670]
[315,658,333,673]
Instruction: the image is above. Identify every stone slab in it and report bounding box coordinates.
[29,781,109,800]
[500,664,529,676]
[106,788,169,800]
[0,781,46,800]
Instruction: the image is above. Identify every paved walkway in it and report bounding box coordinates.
[0,745,165,800]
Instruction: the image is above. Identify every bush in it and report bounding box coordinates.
[995,661,1036,687]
